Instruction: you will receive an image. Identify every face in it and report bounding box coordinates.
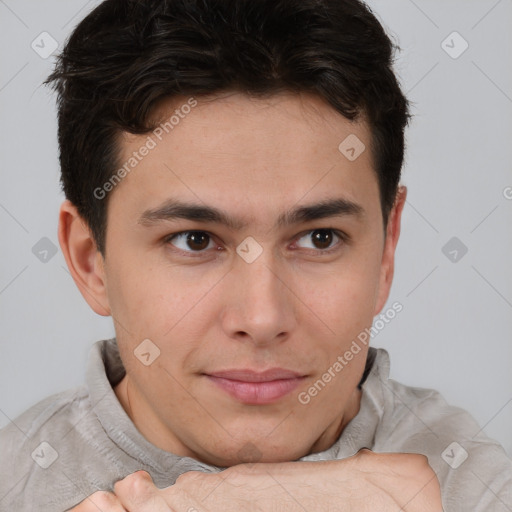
[66,91,404,467]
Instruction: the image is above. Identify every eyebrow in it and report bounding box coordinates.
[138,197,364,230]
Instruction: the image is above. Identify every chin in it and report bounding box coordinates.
[194,435,311,468]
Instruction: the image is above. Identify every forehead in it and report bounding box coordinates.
[110,91,380,227]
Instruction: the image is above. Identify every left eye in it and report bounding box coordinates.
[166,231,215,252]
[295,229,342,251]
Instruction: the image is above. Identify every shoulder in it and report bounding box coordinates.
[0,385,119,511]
[368,349,512,510]
[0,387,83,507]
[365,349,492,442]
[0,385,91,458]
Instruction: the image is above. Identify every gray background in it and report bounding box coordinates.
[1,0,511,457]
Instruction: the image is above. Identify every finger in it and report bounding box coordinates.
[114,470,174,512]
[161,486,212,512]
[71,490,127,511]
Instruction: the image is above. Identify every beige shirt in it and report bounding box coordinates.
[1,338,510,511]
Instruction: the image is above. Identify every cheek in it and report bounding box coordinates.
[104,255,225,380]
[300,256,382,341]
[106,255,213,335]
[106,266,168,332]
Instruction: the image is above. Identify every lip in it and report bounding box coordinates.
[205,368,306,405]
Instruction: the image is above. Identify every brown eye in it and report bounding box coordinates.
[311,230,333,249]
[295,229,342,252]
[167,231,214,252]
[186,232,210,250]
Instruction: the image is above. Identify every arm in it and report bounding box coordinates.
[68,450,443,511]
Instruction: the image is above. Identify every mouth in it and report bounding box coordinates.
[204,368,307,405]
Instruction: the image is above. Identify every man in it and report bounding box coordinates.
[0,0,510,510]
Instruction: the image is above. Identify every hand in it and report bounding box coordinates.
[66,470,205,512]
[68,450,443,511]
[175,450,443,512]
[68,468,270,511]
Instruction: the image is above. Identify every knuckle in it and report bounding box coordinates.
[353,448,391,466]
[409,453,429,465]
[114,470,153,496]
[353,451,434,477]
[354,447,373,460]
[406,453,433,473]
[395,453,437,485]
[350,447,374,465]
[175,470,206,486]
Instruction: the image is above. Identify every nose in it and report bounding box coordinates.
[220,248,297,347]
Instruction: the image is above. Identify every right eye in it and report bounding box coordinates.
[165,231,217,253]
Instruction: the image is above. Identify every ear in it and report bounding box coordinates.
[373,185,407,315]
[58,200,111,316]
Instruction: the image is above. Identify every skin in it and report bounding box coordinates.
[76,452,443,511]
[59,90,407,470]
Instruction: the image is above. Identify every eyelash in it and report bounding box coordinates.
[163,229,349,257]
